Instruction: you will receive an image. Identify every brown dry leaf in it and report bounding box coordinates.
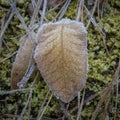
[34,19,88,103]
[11,32,36,89]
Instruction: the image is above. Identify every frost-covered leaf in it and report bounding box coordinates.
[11,32,36,89]
[34,19,88,103]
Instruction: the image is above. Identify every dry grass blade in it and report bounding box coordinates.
[8,0,29,33]
[91,85,112,120]
[0,9,14,51]
[83,5,109,55]
[11,33,36,89]
[76,0,84,22]
[34,19,88,103]
[86,0,98,29]
[114,60,120,120]
[37,94,53,120]
[91,60,120,120]
[0,51,17,63]
[17,88,33,120]
[17,63,36,89]
[30,0,43,27]
[0,88,30,95]
[58,99,71,120]
[40,0,47,26]
[58,0,71,20]
[77,88,85,120]
[37,90,51,119]
[17,73,38,120]
[53,0,66,21]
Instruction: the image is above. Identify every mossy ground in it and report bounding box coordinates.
[0,0,120,119]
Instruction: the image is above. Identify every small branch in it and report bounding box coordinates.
[40,0,47,26]
[17,88,33,120]
[77,88,85,120]
[17,73,38,120]
[58,99,71,120]
[30,0,43,27]
[31,0,49,23]
[0,51,17,64]
[0,88,30,95]
[0,9,14,52]
[114,60,120,120]
[4,114,19,118]
[8,0,29,33]
[37,90,51,119]
[17,63,36,89]
[90,85,112,120]
[62,103,70,120]
[86,0,98,29]
[77,91,81,112]
[58,0,71,20]
[71,78,120,113]
[0,9,13,38]
[103,93,111,119]
[91,60,120,120]
[28,92,32,120]
[47,0,65,14]
[37,94,53,120]
[76,0,84,22]
[83,5,109,56]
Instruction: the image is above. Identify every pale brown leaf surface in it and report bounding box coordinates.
[11,32,36,89]
[34,19,88,103]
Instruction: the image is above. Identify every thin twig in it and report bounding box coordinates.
[62,103,70,120]
[28,91,32,120]
[77,91,81,114]
[37,94,53,120]
[53,0,68,21]
[0,88,30,95]
[58,99,71,120]
[0,51,17,63]
[58,0,71,20]
[71,77,120,113]
[77,88,85,120]
[17,73,38,120]
[37,90,51,119]
[17,63,36,89]
[76,0,84,22]
[83,5,109,55]
[0,9,14,51]
[17,88,33,120]
[2,38,11,52]
[90,85,112,120]
[40,0,47,26]
[103,93,111,119]
[13,103,18,120]
[4,114,19,118]
[32,0,49,23]
[30,0,43,27]
[47,0,65,14]
[114,60,120,120]
[8,0,29,33]
[0,9,14,38]
[91,60,120,120]
[86,0,98,29]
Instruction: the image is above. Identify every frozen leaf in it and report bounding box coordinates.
[11,32,36,89]
[34,19,88,103]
